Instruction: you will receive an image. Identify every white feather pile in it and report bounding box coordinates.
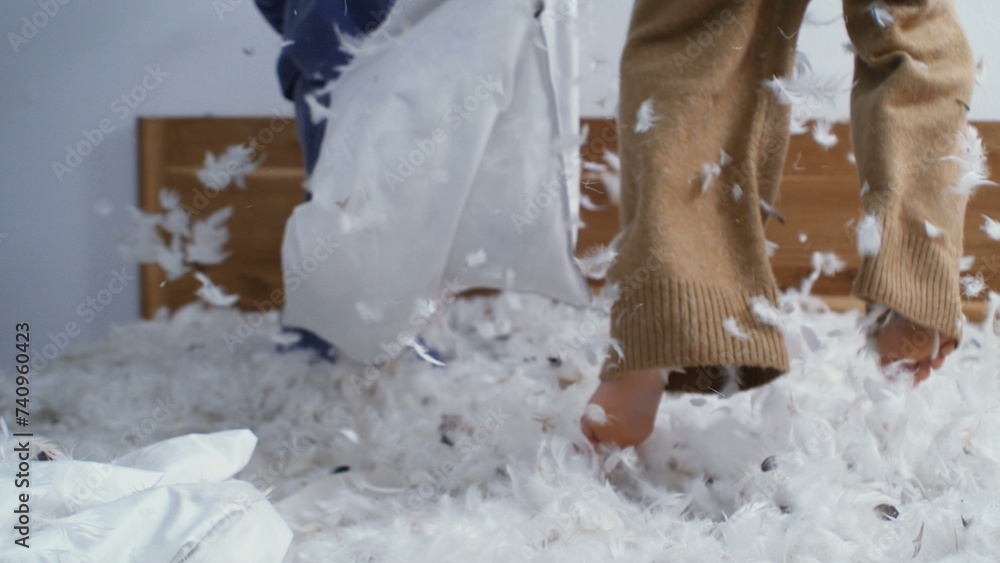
[5,286,1000,561]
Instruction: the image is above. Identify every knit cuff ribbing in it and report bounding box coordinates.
[599,277,789,392]
[852,221,964,341]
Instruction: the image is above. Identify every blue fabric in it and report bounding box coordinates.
[256,0,396,100]
[258,0,395,176]
[258,0,401,364]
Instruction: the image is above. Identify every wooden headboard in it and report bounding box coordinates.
[139,118,1000,321]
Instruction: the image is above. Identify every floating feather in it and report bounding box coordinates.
[464,249,487,268]
[856,214,882,257]
[943,125,998,196]
[961,273,987,298]
[575,243,618,280]
[760,200,786,224]
[193,271,239,308]
[186,206,233,265]
[634,98,660,133]
[867,0,894,29]
[811,120,838,149]
[924,220,942,239]
[723,318,751,340]
[982,215,1000,241]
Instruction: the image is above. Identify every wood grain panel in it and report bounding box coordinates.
[140,118,1000,321]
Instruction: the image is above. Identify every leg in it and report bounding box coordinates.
[846,0,975,380]
[584,0,810,448]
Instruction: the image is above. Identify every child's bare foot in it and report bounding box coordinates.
[581,369,666,449]
[874,310,957,384]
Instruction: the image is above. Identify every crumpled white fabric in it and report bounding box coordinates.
[281,0,591,364]
[0,429,291,562]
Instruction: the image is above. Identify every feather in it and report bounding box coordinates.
[634,98,660,133]
[960,255,976,272]
[811,120,838,149]
[765,240,779,257]
[856,214,882,257]
[813,251,846,276]
[193,271,239,308]
[580,194,606,212]
[723,317,751,340]
[924,220,942,239]
[186,206,232,265]
[118,206,165,264]
[408,338,446,367]
[464,249,487,269]
[156,237,189,281]
[575,244,618,280]
[696,162,722,195]
[751,296,784,328]
[196,144,263,191]
[867,1,894,29]
[731,185,744,202]
[760,200,786,224]
[583,403,607,425]
[304,91,335,125]
[982,215,1000,240]
[159,189,190,238]
[961,273,987,298]
[943,125,998,196]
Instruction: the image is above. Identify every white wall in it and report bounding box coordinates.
[578,1,1000,119]
[0,0,293,370]
[1,0,997,369]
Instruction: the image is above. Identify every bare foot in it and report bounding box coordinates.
[581,369,666,449]
[875,310,957,384]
